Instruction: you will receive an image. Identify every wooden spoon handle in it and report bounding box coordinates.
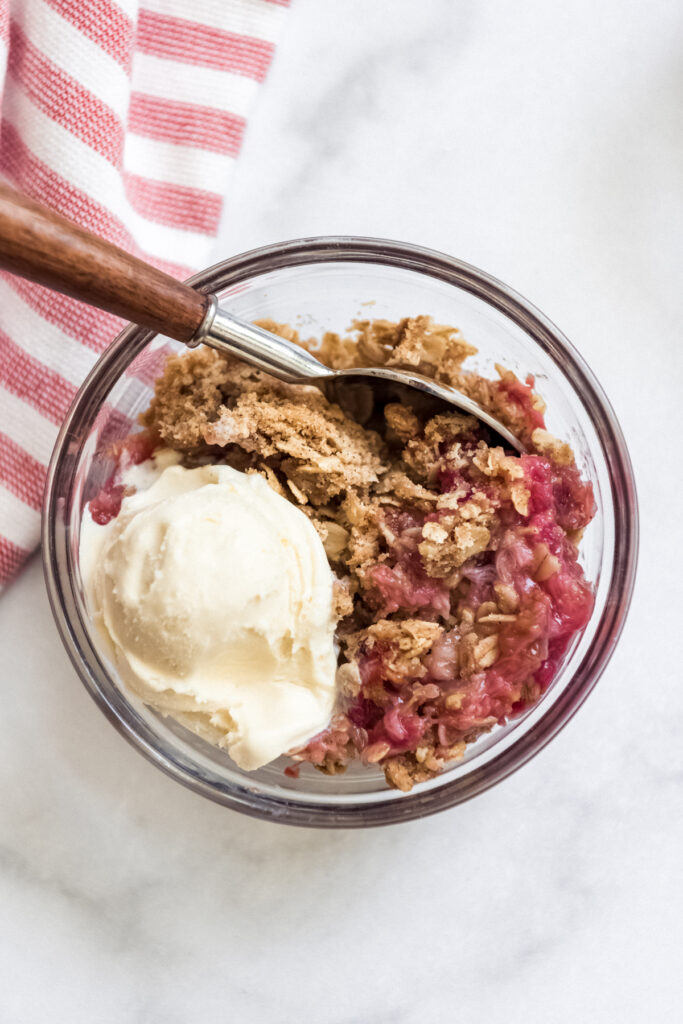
[0,183,208,342]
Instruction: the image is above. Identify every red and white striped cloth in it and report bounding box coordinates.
[0,0,288,588]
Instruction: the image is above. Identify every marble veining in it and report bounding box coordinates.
[1,0,681,1019]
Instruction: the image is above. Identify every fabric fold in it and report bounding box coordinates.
[0,0,288,589]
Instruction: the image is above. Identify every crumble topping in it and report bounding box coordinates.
[134,315,596,791]
[143,351,385,505]
[346,619,442,684]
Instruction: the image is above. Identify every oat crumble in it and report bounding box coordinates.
[105,316,596,791]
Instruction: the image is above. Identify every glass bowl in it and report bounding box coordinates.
[42,237,638,828]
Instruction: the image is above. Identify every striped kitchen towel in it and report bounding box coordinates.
[0,0,289,588]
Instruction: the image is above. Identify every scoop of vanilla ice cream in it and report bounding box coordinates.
[80,455,339,770]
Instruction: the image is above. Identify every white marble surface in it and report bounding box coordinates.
[1,0,682,1019]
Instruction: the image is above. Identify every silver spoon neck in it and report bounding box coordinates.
[192,296,332,382]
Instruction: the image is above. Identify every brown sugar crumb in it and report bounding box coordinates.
[375,468,438,509]
[418,499,494,579]
[351,316,477,375]
[382,743,467,791]
[384,756,435,792]
[340,491,383,576]
[331,578,354,620]
[203,387,386,504]
[472,442,530,515]
[140,347,231,450]
[346,619,443,684]
[384,403,420,444]
[402,413,480,486]
[531,427,575,466]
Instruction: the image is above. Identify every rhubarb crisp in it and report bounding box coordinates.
[94,316,596,791]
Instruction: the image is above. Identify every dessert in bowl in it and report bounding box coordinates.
[43,238,637,826]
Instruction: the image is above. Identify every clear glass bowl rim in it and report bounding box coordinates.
[42,235,639,828]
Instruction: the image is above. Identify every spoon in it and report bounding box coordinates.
[0,184,523,451]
